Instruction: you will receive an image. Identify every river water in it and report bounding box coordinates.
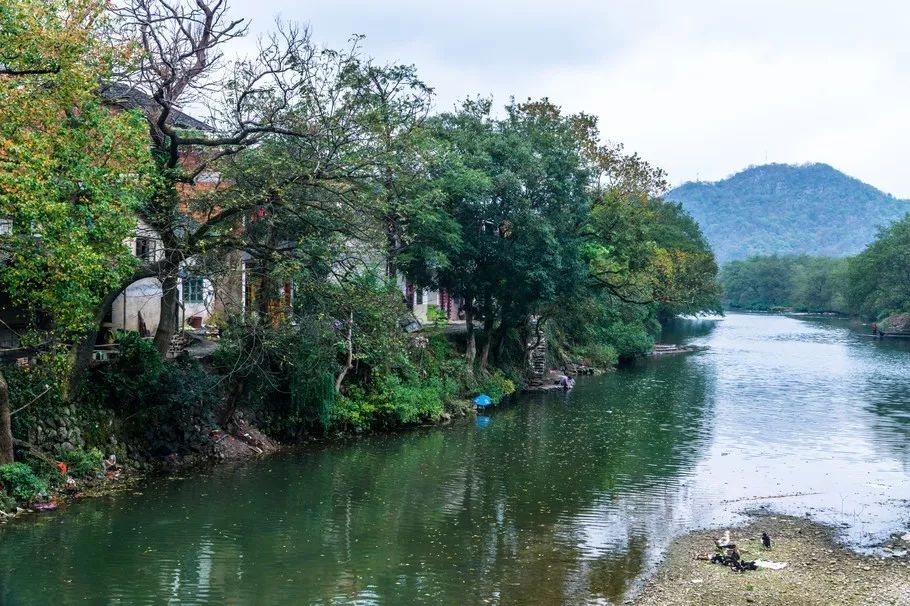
[2,313,910,605]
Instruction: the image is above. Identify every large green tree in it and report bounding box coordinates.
[404,99,593,370]
[846,215,910,319]
[404,98,721,371]
[0,0,151,461]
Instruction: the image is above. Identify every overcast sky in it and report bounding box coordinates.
[231,1,910,196]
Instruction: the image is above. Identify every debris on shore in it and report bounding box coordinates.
[633,516,910,605]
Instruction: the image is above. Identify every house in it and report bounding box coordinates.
[98,86,222,339]
[399,277,461,325]
[99,83,211,132]
[107,219,216,336]
[0,85,285,357]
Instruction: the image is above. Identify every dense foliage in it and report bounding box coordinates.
[0,0,152,464]
[0,463,46,502]
[90,332,220,456]
[844,216,910,319]
[721,255,849,312]
[401,100,721,370]
[669,163,910,263]
[720,215,910,320]
[0,0,722,475]
[0,0,151,338]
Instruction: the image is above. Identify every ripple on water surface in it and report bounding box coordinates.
[2,313,910,605]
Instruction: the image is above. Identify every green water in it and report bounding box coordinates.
[2,313,910,605]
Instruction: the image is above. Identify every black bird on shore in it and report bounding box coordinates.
[761,532,772,549]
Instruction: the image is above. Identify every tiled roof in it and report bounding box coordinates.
[100,83,212,132]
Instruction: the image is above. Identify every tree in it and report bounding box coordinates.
[88,1,440,365]
[404,98,721,371]
[343,61,433,278]
[170,47,441,349]
[100,0,314,356]
[404,99,594,370]
[0,372,8,463]
[0,0,152,460]
[846,215,910,318]
[719,255,847,313]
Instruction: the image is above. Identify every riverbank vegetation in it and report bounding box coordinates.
[720,214,910,321]
[0,0,721,508]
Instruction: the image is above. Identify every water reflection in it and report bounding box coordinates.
[659,315,721,343]
[3,313,910,604]
[0,354,714,605]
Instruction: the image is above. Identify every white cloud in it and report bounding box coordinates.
[229,0,910,196]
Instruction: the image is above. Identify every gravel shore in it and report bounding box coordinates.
[633,516,910,605]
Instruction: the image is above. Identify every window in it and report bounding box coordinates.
[183,277,204,304]
[135,236,154,261]
[0,218,11,236]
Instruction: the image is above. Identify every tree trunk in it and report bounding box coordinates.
[494,322,507,364]
[335,309,354,392]
[464,299,476,372]
[67,288,124,400]
[479,312,495,371]
[218,378,245,427]
[257,271,272,316]
[385,219,400,279]
[153,273,179,355]
[0,370,12,464]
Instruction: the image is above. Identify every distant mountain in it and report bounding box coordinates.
[667,163,910,263]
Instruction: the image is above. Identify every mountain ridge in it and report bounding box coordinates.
[667,163,910,263]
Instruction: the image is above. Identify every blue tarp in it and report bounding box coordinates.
[472,394,493,407]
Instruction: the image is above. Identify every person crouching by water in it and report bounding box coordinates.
[557,374,576,390]
[872,322,883,339]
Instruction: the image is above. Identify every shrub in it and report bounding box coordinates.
[330,393,375,432]
[409,331,469,385]
[477,369,516,404]
[332,374,458,431]
[59,447,104,477]
[0,463,47,503]
[214,318,338,439]
[368,375,449,425]
[604,320,655,359]
[576,343,618,368]
[425,305,448,327]
[91,332,220,456]
[0,491,16,513]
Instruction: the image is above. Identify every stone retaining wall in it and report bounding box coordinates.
[25,405,85,453]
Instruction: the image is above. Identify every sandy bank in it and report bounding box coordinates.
[633,515,910,605]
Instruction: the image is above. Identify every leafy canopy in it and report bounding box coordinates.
[0,0,151,339]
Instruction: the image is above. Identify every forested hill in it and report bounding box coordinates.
[667,163,910,263]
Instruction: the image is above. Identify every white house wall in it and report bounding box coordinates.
[111,220,215,334]
[111,276,214,334]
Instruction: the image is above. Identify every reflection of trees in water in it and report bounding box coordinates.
[659,316,720,343]
[297,360,718,604]
[841,333,910,470]
[0,480,251,603]
[0,359,715,605]
[863,373,910,470]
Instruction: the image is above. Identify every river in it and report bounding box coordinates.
[1,312,910,605]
